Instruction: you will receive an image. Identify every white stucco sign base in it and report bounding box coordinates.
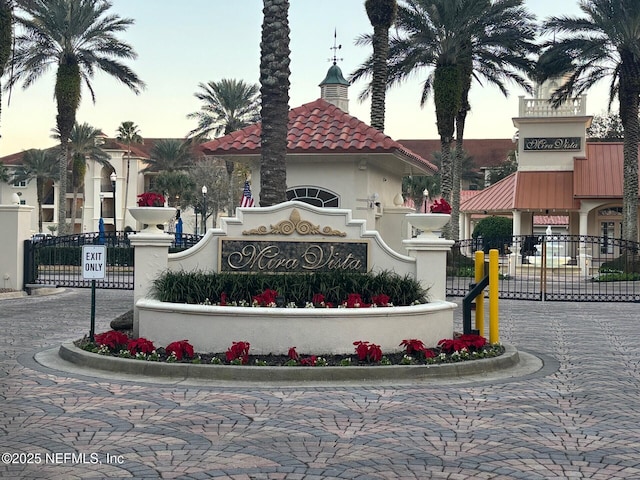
[134,202,456,355]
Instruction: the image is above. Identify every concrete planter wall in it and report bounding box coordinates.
[137,299,456,355]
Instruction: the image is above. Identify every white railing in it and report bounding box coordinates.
[518,95,587,117]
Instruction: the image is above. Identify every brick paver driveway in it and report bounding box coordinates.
[1,288,639,479]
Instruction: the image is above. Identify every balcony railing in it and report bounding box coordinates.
[518,95,587,117]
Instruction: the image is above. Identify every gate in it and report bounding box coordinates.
[447,235,640,302]
[24,232,204,290]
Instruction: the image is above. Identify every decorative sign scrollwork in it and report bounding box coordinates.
[242,209,346,237]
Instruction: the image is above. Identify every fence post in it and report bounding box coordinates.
[474,251,485,336]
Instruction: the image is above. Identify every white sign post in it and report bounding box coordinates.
[83,245,106,341]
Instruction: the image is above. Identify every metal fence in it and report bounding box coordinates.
[447,235,640,302]
[24,232,203,290]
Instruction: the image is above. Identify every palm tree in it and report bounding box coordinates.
[8,0,145,235]
[352,0,536,239]
[186,79,260,141]
[187,78,260,215]
[12,148,58,232]
[0,0,12,135]
[52,122,111,231]
[541,0,640,242]
[259,0,291,207]
[143,139,194,173]
[116,121,142,231]
[364,0,397,132]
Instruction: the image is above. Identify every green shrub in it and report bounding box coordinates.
[472,216,513,254]
[600,253,640,274]
[152,270,429,306]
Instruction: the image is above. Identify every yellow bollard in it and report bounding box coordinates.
[474,251,485,336]
[489,249,499,344]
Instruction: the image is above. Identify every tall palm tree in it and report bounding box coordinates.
[8,0,145,235]
[364,0,397,132]
[541,0,640,242]
[142,139,194,173]
[52,122,111,230]
[186,79,260,141]
[352,0,536,239]
[12,148,58,232]
[116,120,142,231]
[0,0,12,135]
[259,0,291,207]
[187,79,259,215]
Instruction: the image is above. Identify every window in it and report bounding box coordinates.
[286,186,339,208]
[13,180,27,188]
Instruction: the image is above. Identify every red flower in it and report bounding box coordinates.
[437,338,467,354]
[137,192,166,207]
[166,340,194,361]
[252,289,278,306]
[312,293,325,306]
[430,198,451,214]
[288,347,299,361]
[226,341,250,364]
[95,330,129,351]
[299,355,317,366]
[127,337,156,355]
[457,334,487,350]
[400,339,426,355]
[344,293,370,308]
[371,294,391,306]
[353,341,383,363]
[219,292,228,306]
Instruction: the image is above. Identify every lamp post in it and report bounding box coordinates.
[201,185,208,235]
[110,171,117,231]
[423,188,429,213]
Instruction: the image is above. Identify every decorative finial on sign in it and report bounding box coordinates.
[329,28,343,65]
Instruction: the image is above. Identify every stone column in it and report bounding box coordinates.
[403,237,454,301]
[0,202,34,291]
[578,211,591,277]
[129,232,173,337]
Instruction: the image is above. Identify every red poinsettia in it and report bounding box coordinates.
[252,289,278,307]
[343,293,370,308]
[287,347,299,361]
[95,330,129,351]
[226,341,250,364]
[400,339,426,355]
[166,340,194,360]
[137,192,166,207]
[371,294,391,306]
[353,341,383,363]
[299,355,318,366]
[127,337,156,355]
[430,198,451,214]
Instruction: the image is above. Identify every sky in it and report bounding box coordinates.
[0,0,613,157]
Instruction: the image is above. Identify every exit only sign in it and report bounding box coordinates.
[82,245,106,280]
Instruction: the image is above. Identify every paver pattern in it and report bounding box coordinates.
[1,289,639,479]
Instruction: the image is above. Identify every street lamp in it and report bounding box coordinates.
[110,171,117,231]
[423,188,429,213]
[201,185,208,234]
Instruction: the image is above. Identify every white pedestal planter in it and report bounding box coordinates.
[406,213,450,238]
[128,207,176,234]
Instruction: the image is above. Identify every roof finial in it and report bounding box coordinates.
[329,28,343,65]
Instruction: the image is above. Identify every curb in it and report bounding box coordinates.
[59,342,521,383]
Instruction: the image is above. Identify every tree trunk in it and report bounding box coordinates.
[226,160,235,216]
[370,24,389,132]
[619,56,640,242]
[123,149,131,232]
[259,0,290,207]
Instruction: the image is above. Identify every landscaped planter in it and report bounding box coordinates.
[137,299,456,355]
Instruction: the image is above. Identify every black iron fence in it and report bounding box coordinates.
[447,235,640,302]
[24,232,203,290]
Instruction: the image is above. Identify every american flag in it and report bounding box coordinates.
[240,180,255,207]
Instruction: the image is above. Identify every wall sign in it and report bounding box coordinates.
[523,137,582,151]
[220,239,369,273]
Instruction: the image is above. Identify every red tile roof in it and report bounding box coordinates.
[200,98,437,174]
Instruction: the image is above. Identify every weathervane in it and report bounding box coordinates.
[329,29,343,65]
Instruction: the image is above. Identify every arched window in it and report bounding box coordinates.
[286,186,340,208]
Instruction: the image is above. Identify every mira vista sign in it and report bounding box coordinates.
[524,137,581,151]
